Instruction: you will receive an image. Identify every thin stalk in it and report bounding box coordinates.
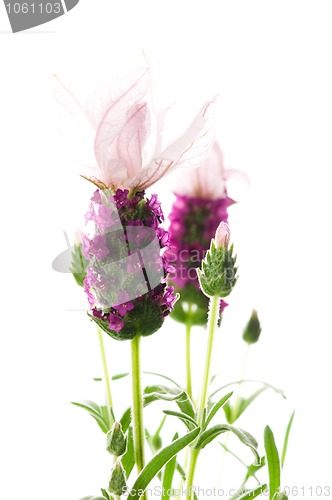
[197,295,220,426]
[231,343,250,422]
[185,303,193,400]
[186,295,220,500]
[131,335,145,474]
[97,326,113,427]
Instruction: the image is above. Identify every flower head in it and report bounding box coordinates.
[83,189,178,340]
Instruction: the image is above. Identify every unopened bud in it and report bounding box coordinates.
[242,310,262,344]
[108,462,127,496]
[197,228,238,298]
[215,222,230,249]
[106,422,127,457]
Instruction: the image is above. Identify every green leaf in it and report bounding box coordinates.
[228,484,267,500]
[196,424,260,464]
[112,372,130,381]
[176,461,186,481]
[225,387,268,424]
[144,385,195,419]
[70,243,88,287]
[71,400,110,434]
[161,433,178,500]
[100,488,110,499]
[120,385,194,433]
[127,428,200,500]
[281,411,295,468]
[121,426,135,479]
[120,407,132,433]
[205,392,233,429]
[144,372,183,389]
[264,425,281,500]
[110,371,182,388]
[163,410,198,430]
[210,380,285,400]
[274,493,288,500]
[218,443,266,483]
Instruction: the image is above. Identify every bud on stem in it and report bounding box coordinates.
[242,309,262,344]
[197,222,238,298]
[108,461,127,496]
[106,422,127,457]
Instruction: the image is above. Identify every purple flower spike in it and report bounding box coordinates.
[82,188,177,340]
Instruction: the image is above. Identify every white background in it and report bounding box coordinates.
[1,1,332,499]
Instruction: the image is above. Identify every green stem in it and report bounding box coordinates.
[131,335,145,474]
[185,448,199,500]
[186,295,220,500]
[185,304,193,400]
[97,326,113,427]
[197,295,220,426]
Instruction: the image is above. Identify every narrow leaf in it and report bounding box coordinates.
[163,410,197,430]
[281,411,295,468]
[176,462,186,481]
[121,426,135,479]
[229,484,267,500]
[71,400,110,434]
[161,433,178,500]
[110,371,182,388]
[225,388,268,424]
[112,372,130,381]
[120,385,194,433]
[196,424,260,464]
[210,380,285,400]
[70,243,88,287]
[264,425,280,500]
[205,391,233,429]
[144,385,195,418]
[127,428,200,500]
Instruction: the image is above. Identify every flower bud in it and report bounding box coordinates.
[197,223,238,298]
[215,221,230,249]
[106,422,127,457]
[108,461,127,496]
[242,310,262,345]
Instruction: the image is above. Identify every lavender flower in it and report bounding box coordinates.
[83,188,176,340]
[58,70,217,339]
